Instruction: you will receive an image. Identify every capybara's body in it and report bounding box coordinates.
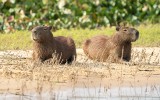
[83,26,139,62]
[31,26,76,64]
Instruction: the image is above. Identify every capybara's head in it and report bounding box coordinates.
[116,26,139,42]
[31,26,53,42]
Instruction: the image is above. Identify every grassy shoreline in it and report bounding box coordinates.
[0,24,160,50]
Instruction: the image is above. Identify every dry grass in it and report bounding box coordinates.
[0,48,160,99]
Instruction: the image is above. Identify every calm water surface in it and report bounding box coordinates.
[0,85,160,100]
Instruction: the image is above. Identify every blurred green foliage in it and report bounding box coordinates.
[0,0,160,32]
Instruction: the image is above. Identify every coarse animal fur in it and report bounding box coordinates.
[31,26,76,64]
[83,26,139,63]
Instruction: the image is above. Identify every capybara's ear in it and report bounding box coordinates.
[48,26,52,30]
[116,26,120,31]
[52,26,57,32]
[122,22,127,27]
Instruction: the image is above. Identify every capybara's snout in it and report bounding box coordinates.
[135,30,139,40]
[31,29,39,41]
[130,28,139,42]
[134,30,139,41]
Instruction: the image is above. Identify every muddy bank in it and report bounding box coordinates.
[0,47,159,99]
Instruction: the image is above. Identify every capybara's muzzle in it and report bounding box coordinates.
[135,31,139,40]
[131,29,139,42]
[31,30,39,41]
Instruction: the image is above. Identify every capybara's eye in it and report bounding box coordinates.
[123,29,127,32]
[43,28,47,31]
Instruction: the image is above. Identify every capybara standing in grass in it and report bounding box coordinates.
[83,26,139,63]
[31,25,76,64]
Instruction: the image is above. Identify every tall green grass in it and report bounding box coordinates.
[135,24,160,47]
[0,31,32,50]
[0,24,160,50]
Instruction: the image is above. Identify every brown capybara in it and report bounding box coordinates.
[83,26,139,63]
[31,25,76,64]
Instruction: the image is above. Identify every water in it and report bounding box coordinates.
[0,85,160,100]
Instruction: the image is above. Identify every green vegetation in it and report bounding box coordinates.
[0,24,160,50]
[134,24,160,47]
[0,30,32,50]
[0,0,160,32]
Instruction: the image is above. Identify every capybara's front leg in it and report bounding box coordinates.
[123,42,131,62]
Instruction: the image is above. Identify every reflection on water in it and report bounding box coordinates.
[0,85,160,100]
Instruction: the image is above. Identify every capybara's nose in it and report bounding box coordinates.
[136,31,139,39]
[32,29,37,33]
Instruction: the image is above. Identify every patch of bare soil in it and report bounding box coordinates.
[0,47,159,94]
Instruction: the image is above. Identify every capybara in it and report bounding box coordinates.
[31,25,76,64]
[83,26,139,63]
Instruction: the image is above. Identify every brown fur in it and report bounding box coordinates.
[31,26,76,64]
[83,26,139,62]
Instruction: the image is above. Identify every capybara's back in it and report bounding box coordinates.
[83,35,110,61]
